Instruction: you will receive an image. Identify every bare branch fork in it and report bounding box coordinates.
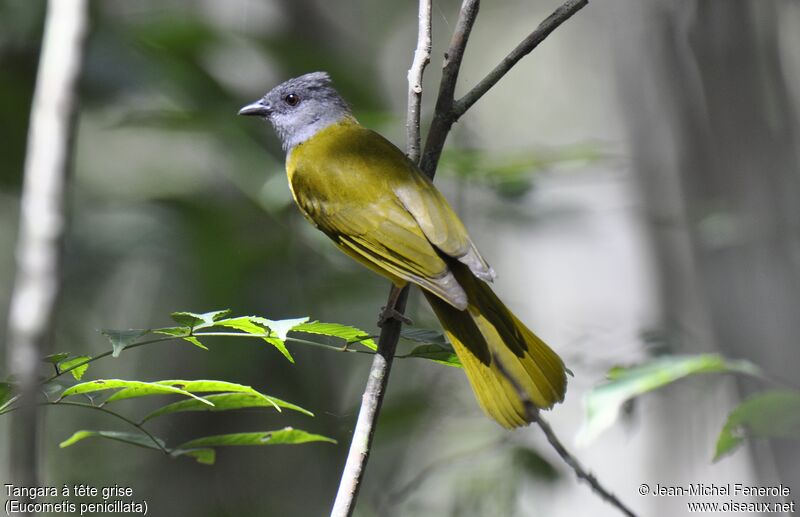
[332,1,589,516]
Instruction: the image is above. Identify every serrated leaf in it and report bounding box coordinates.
[714,390,800,461]
[212,316,294,361]
[577,354,762,445]
[42,353,70,364]
[107,380,277,410]
[266,338,293,362]
[171,310,231,329]
[59,430,165,450]
[213,316,268,335]
[177,427,336,449]
[250,317,309,341]
[171,448,215,465]
[142,392,312,422]
[405,344,462,367]
[292,321,377,351]
[181,335,208,350]
[60,380,214,406]
[400,328,449,346]
[58,356,91,380]
[101,329,150,358]
[0,383,14,411]
[153,326,187,337]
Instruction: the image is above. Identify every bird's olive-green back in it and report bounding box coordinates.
[285,118,484,308]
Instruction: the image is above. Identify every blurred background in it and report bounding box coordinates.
[1,0,799,515]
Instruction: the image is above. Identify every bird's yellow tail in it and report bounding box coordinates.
[423,263,567,428]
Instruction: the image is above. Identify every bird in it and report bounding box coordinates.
[239,71,567,428]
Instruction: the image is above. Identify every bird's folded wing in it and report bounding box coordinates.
[298,190,468,309]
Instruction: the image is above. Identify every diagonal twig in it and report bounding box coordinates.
[455,0,588,117]
[492,353,637,517]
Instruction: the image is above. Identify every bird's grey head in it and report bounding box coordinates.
[238,71,351,151]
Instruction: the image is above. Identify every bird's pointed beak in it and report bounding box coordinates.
[238,99,271,117]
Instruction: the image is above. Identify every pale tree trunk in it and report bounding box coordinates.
[5,0,88,505]
[615,0,800,490]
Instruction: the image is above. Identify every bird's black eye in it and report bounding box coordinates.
[284,93,300,106]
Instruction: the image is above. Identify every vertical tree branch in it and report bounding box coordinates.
[406,0,433,164]
[330,3,431,516]
[419,0,480,178]
[331,0,589,515]
[4,0,88,500]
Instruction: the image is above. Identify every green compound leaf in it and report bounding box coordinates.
[59,430,165,450]
[0,383,14,411]
[253,317,309,341]
[400,328,449,346]
[105,380,276,410]
[142,392,313,422]
[42,353,71,364]
[404,344,462,368]
[181,335,208,350]
[212,316,295,362]
[101,329,150,357]
[245,316,309,363]
[177,427,336,449]
[291,321,377,351]
[578,354,761,445]
[152,326,207,349]
[213,316,269,335]
[714,390,800,462]
[170,309,231,329]
[171,447,216,465]
[59,380,213,406]
[58,356,91,380]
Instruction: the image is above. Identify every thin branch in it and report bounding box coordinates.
[47,401,170,454]
[419,0,480,177]
[331,286,410,517]
[491,353,637,517]
[420,0,588,175]
[42,335,177,384]
[42,332,376,385]
[331,2,433,514]
[0,400,169,454]
[454,0,589,117]
[4,0,88,495]
[406,0,433,163]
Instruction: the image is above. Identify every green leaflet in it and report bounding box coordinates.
[105,380,277,410]
[42,352,71,364]
[58,356,91,380]
[292,321,377,351]
[714,390,800,461]
[177,427,336,449]
[577,354,761,445]
[60,379,213,406]
[400,328,448,346]
[59,430,165,450]
[142,392,312,422]
[404,344,461,367]
[101,329,150,357]
[170,309,231,329]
